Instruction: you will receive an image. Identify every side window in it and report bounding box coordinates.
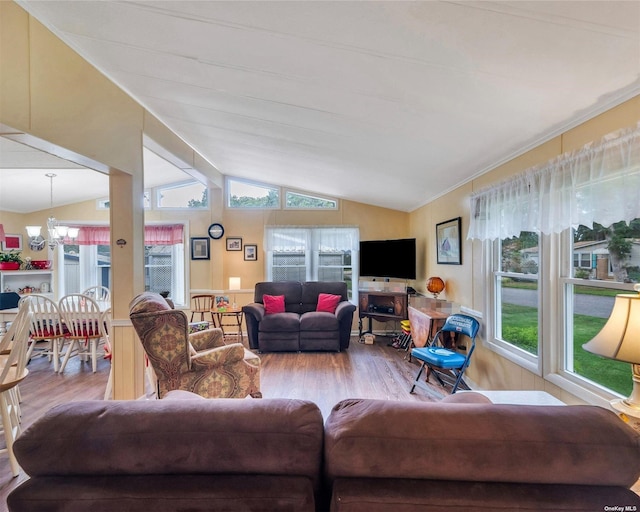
[227,178,279,208]
[493,232,540,357]
[564,219,640,396]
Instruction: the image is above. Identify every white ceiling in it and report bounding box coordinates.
[0,138,189,213]
[6,0,640,213]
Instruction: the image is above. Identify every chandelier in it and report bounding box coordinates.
[26,173,79,251]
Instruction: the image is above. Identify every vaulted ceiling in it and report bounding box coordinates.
[7,1,640,213]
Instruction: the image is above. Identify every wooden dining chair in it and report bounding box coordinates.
[58,294,105,373]
[190,294,215,324]
[0,304,31,476]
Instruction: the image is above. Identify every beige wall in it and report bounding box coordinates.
[409,94,640,404]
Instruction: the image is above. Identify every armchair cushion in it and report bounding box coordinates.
[191,343,245,368]
[189,327,225,351]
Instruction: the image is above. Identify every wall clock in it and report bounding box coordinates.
[208,223,224,240]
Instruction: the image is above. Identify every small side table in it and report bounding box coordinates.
[212,308,244,344]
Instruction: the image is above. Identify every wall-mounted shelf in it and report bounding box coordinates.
[0,270,54,297]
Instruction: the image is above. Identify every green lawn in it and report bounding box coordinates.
[501,303,631,395]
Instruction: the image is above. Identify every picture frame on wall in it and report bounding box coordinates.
[436,217,462,265]
[1,234,23,252]
[226,237,242,251]
[190,237,210,260]
[244,244,257,261]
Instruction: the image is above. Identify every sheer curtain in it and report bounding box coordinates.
[468,124,640,241]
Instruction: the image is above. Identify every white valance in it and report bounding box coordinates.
[468,124,640,241]
[265,226,359,253]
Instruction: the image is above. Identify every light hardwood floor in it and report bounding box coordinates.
[0,335,441,505]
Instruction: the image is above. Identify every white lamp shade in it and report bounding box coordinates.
[229,277,241,291]
[583,293,640,364]
[55,225,68,237]
[26,226,42,237]
[67,227,79,238]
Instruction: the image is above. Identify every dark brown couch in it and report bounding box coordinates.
[7,393,640,511]
[7,397,324,512]
[243,281,356,352]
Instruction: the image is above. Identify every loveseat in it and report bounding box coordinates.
[243,281,356,352]
[8,394,640,511]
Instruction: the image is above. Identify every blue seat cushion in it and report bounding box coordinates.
[412,347,466,369]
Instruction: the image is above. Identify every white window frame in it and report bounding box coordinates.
[484,228,637,408]
[226,177,280,209]
[483,236,542,377]
[265,226,358,301]
[284,189,338,210]
[155,180,208,210]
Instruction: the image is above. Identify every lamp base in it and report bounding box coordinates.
[610,398,640,434]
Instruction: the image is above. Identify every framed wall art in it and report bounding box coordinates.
[226,237,242,251]
[436,217,462,265]
[244,244,257,261]
[1,234,23,252]
[190,237,210,260]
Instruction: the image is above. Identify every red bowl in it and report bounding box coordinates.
[31,260,51,269]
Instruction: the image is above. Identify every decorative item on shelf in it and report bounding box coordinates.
[0,250,23,270]
[24,257,33,270]
[582,283,640,432]
[229,277,241,309]
[426,276,445,298]
[26,173,79,250]
[31,260,52,269]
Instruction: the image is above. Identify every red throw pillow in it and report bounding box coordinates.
[263,294,285,315]
[316,293,342,314]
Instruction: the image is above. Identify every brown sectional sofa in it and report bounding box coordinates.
[243,281,356,352]
[8,393,640,511]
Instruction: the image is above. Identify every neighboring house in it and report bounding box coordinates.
[571,240,640,280]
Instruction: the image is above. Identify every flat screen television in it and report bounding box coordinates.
[359,238,416,280]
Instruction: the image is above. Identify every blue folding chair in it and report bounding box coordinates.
[409,313,479,394]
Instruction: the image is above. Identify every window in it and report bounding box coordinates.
[157,181,208,209]
[228,178,279,208]
[265,227,358,300]
[491,232,540,367]
[57,224,186,306]
[562,219,640,397]
[98,191,151,210]
[285,191,337,209]
[471,125,640,404]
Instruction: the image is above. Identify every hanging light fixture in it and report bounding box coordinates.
[26,173,78,251]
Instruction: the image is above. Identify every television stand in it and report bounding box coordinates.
[358,290,408,337]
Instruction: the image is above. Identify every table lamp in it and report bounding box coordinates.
[582,283,640,431]
[229,277,241,309]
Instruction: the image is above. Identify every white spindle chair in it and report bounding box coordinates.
[81,286,111,303]
[0,304,31,476]
[58,294,104,373]
[20,294,66,372]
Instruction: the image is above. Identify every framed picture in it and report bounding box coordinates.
[215,295,230,310]
[244,244,258,261]
[226,237,242,251]
[436,217,462,265]
[190,237,210,260]
[1,234,23,252]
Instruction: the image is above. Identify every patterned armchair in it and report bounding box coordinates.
[129,292,261,399]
